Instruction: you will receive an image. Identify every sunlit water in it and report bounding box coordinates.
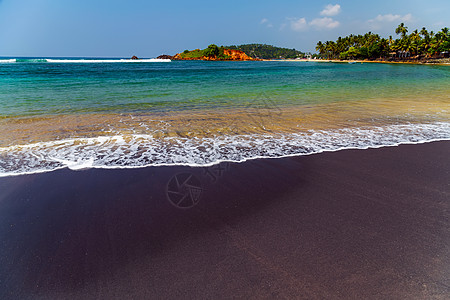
[0,58,449,176]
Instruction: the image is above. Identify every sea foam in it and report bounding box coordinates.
[0,58,171,63]
[0,122,449,177]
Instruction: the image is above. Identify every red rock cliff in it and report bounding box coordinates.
[223,49,254,60]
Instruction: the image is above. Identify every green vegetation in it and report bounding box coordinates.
[316,23,450,60]
[178,44,231,60]
[179,49,204,59]
[216,46,231,60]
[203,44,219,57]
[226,44,305,59]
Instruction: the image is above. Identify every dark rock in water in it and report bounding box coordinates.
[157,55,173,60]
[131,56,139,60]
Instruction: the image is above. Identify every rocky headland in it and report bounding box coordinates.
[164,44,255,61]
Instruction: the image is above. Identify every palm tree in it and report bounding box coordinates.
[323,41,338,59]
[431,31,447,55]
[388,35,394,46]
[420,27,428,39]
[410,29,421,55]
[315,41,326,57]
[325,41,332,59]
[403,37,413,55]
[417,27,430,56]
[440,27,449,48]
[395,23,408,38]
[441,28,450,52]
[379,38,390,58]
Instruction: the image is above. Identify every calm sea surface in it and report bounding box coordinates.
[0,58,449,176]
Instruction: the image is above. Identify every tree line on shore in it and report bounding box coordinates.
[315,23,449,60]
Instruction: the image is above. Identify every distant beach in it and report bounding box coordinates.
[262,58,450,65]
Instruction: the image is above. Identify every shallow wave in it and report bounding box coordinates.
[0,58,171,63]
[0,122,449,177]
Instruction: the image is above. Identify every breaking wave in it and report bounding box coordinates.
[0,58,171,63]
[0,122,449,177]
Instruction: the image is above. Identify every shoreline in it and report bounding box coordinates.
[262,58,450,65]
[0,141,449,298]
[1,120,449,177]
[1,56,449,65]
[1,136,449,178]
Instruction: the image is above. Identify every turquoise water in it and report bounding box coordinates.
[1,59,449,116]
[0,58,449,176]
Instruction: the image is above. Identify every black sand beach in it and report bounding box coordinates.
[0,141,449,299]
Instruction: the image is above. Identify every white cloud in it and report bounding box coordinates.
[320,4,341,17]
[290,18,308,31]
[367,13,412,30]
[310,17,340,29]
[369,13,412,23]
[288,4,341,32]
[290,16,340,31]
[260,18,273,28]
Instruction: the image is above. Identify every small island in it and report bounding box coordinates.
[158,44,309,61]
[166,44,255,61]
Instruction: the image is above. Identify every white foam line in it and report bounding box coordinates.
[80,137,450,168]
[45,59,171,63]
[0,123,449,178]
[0,138,448,178]
[0,58,171,63]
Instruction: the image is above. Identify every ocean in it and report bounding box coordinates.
[0,58,449,176]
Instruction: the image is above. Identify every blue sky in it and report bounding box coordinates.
[0,0,448,57]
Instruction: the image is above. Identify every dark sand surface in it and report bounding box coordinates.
[0,141,449,299]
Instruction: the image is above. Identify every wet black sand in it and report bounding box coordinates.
[0,141,449,299]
